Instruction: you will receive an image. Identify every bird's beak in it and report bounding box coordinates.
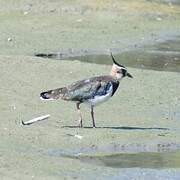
[127,72,133,78]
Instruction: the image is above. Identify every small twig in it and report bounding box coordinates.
[22,114,50,125]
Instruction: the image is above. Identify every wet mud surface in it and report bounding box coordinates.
[0,0,180,179]
[0,55,179,179]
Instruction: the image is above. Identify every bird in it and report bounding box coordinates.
[40,53,133,128]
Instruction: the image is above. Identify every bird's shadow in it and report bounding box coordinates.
[61,126,169,130]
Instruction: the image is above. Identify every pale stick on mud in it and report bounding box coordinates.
[22,114,50,125]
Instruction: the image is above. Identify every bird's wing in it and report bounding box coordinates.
[63,76,113,102]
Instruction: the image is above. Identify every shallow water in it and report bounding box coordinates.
[70,37,180,72]
[35,37,180,72]
[68,50,180,72]
[76,151,180,169]
[155,0,180,5]
[47,141,180,169]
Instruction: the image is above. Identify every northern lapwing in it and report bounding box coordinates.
[40,53,133,128]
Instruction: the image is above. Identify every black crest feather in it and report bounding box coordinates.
[110,52,125,68]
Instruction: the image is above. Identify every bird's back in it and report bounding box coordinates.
[40,75,119,103]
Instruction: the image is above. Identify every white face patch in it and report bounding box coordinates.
[111,64,127,80]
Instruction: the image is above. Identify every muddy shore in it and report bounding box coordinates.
[0,56,180,179]
[0,0,180,179]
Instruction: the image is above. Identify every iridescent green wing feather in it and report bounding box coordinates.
[64,78,102,102]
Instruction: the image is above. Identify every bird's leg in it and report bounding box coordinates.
[91,106,96,128]
[76,102,83,128]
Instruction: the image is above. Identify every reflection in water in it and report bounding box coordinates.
[75,151,180,169]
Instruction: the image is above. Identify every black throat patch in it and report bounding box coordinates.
[111,81,119,96]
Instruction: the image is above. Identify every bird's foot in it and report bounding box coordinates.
[92,121,96,128]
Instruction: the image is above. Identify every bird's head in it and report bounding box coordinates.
[110,52,133,80]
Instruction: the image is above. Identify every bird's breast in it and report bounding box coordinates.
[85,84,113,106]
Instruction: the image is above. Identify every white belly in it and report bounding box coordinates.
[86,86,113,106]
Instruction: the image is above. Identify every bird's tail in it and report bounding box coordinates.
[40,87,67,100]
